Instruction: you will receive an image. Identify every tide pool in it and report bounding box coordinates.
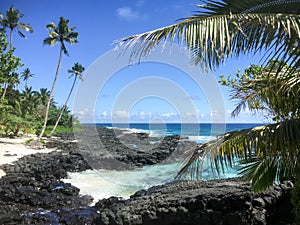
[64,123,260,203]
[63,161,238,203]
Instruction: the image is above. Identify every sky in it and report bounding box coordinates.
[0,0,267,124]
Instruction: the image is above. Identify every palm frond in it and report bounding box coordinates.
[17,30,25,38]
[119,1,300,72]
[43,37,57,46]
[176,119,300,191]
[17,23,33,33]
[46,22,57,31]
[196,0,300,15]
[238,156,278,192]
[61,42,69,56]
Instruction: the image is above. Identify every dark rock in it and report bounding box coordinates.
[0,126,295,225]
[94,179,294,225]
[47,126,196,170]
[58,207,100,225]
[253,197,266,208]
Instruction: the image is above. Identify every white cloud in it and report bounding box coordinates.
[101,111,108,117]
[74,108,94,123]
[116,7,139,20]
[112,110,129,118]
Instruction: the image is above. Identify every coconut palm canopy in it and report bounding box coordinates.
[0,6,33,49]
[120,0,300,73]
[43,17,78,56]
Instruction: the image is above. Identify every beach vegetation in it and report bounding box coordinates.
[49,62,84,136]
[0,28,78,137]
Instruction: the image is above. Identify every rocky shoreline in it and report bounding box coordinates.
[0,126,295,224]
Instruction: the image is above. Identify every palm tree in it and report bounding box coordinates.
[49,62,84,136]
[120,0,300,74]
[176,60,300,192]
[0,6,33,50]
[20,68,34,87]
[33,88,51,120]
[39,17,78,139]
[120,0,300,192]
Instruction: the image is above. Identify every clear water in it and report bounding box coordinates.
[64,123,263,202]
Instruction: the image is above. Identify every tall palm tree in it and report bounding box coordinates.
[39,17,78,139]
[20,67,34,87]
[0,6,33,50]
[120,0,300,74]
[49,62,84,136]
[120,0,300,192]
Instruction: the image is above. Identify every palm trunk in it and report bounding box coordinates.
[38,44,63,139]
[9,29,13,50]
[0,83,7,108]
[1,83,8,100]
[49,76,77,136]
[1,30,14,107]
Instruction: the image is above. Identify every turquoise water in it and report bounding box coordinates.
[91,123,263,137]
[64,123,262,202]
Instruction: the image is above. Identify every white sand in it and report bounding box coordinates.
[0,136,55,177]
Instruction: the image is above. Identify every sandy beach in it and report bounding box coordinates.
[0,136,55,177]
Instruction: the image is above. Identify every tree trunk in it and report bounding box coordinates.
[1,29,14,108]
[9,29,13,50]
[49,76,77,136]
[1,83,8,100]
[38,44,63,139]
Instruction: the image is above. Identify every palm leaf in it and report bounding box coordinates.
[43,37,58,46]
[119,1,300,72]
[176,119,300,191]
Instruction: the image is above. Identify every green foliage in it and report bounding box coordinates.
[24,138,34,145]
[45,125,80,136]
[177,58,300,195]
[43,17,78,56]
[0,33,23,87]
[120,0,300,74]
[47,106,74,127]
[220,60,300,121]
[0,6,33,48]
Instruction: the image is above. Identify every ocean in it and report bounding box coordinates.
[94,122,262,138]
[63,123,262,202]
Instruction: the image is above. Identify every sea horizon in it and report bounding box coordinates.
[81,122,265,138]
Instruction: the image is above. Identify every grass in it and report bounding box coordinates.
[43,125,82,136]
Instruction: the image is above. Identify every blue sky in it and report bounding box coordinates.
[1,0,267,123]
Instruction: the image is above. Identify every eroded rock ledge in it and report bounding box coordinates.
[95,179,294,225]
